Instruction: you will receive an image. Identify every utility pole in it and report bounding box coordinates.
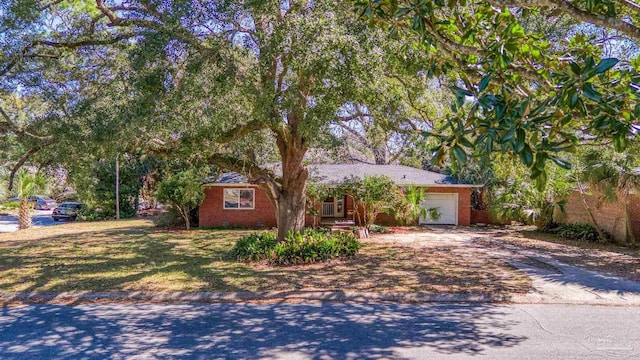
[115,155,120,220]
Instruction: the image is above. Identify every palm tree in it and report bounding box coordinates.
[396,185,431,225]
[582,150,640,246]
[15,173,46,230]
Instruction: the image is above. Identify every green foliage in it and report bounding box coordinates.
[75,206,106,221]
[232,230,362,265]
[336,175,400,227]
[356,1,640,187]
[488,156,571,228]
[368,224,390,233]
[156,169,204,229]
[545,223,610,243]
[71,157,144,219]
[14,172,47,199]
[391,185,433,225]
[0,201,19,210]
[156,170,204,209]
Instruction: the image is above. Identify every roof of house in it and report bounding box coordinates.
[207,164,479,187]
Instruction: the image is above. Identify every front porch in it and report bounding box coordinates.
[319,195,354,222]
[315,195,355,230]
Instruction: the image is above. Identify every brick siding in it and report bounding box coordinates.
[554,191,640,243]
[200,186,474,227]
[199,186,277,228]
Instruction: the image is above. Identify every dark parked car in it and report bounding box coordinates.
[52,202,85,221]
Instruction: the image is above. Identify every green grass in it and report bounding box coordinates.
[0,220,531,295]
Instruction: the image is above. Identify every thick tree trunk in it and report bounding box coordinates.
[372,144,388,165]
[18,199,32,230]
[274,115,309,242]
[276,185,307,241]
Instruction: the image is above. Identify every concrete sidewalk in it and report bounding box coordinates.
[465,234,640,306]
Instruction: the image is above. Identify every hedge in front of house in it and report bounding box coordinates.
[232,229,362,265]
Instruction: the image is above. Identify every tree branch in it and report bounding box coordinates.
[0,106,55,141]
[337,122,371,146]
[8,147,40,191]
[94,0,223,59]
[216,120,266,144]
[34,32,138,49]
[485,0,640,41]
[206,154,281,190]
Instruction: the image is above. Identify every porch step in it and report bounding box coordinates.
[320,219,356,231]
[320,219,355,225]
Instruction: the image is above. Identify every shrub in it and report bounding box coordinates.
[156,170,204,230]
[368,224,390,233]
[76,206,108,221]
[545,223,610,242]
[1,202,20,210]
[152,210,184,228]
[232,229,362,265]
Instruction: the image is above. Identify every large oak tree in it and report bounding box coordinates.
[2,1,429,240]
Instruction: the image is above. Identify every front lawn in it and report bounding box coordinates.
[0,220,530,296]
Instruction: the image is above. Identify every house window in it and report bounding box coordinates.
[223,188,255,209]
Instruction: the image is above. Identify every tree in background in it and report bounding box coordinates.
[14,172,46,230]
[70,157,145,219]
[156,170,204,230]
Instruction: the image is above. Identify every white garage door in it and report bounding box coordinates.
[419,193,458,225]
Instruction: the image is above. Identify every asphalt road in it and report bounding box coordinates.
[0,302,638,359]
[0,210,60,233]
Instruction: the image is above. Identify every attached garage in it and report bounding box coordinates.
[420,193,458,225]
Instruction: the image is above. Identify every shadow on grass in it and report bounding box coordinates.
[248,242,531,295]
[0,224,530,295]
[0,302,526,359]
[0,224,255,293]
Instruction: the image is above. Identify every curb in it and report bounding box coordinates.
[0,291,511,305]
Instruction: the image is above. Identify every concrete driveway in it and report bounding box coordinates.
[0,210,61,233]
[378,227,640,306]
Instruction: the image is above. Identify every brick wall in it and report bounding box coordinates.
[200,186,277,228]
[200,185,475,227]
[554,191,640,243]
[471,210,491,224]
[470,210,507,225]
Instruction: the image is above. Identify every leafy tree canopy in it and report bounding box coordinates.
[356,0,639,188]
[1,1,434,240]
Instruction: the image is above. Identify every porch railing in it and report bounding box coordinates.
[322,202,335,217]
